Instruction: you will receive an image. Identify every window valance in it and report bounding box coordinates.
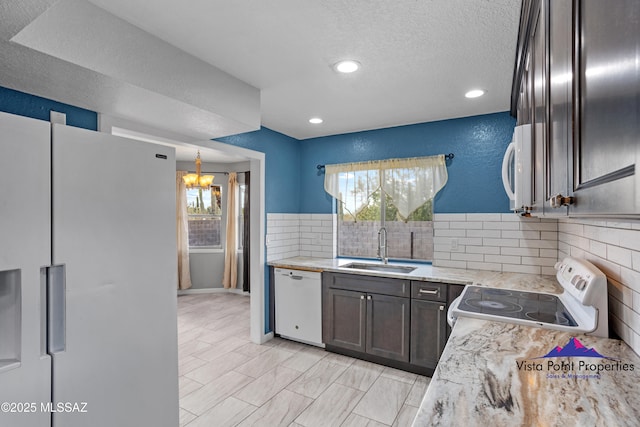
[324,155,448,219]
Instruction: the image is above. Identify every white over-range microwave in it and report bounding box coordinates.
[501,124,532,212]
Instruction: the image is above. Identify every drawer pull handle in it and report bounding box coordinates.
[419,289,439,295]
[360,295,365,300]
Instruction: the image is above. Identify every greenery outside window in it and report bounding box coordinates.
[338,189,434,261]
[187,185,222,248]
[326,155,448,262]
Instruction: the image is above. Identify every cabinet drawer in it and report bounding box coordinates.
[324,273,409,297]
[411,282,447,302]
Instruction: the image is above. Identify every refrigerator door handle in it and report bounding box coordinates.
[47,264,66,354]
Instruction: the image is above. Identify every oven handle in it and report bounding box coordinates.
[447,296,462,328]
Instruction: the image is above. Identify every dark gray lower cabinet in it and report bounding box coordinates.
[323,288,409,362]
[410,299,447,368]
[366,293,410,362]
[323,288,366,353]
[323,272,458,374]
[323,273,410,364]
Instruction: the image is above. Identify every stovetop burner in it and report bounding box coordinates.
[449,257,608,337]
[464,298,523,313]
[525,311,571,325]
[455,286,578,327]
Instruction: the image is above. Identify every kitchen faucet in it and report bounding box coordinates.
[377,227,388,264]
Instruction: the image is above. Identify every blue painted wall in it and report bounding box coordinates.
[217,127,301,214]
[216,127,301,334]
[0,86,98,131]
[298,112,516,214]
[2,84,516,336]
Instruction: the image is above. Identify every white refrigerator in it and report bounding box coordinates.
[0,111,179,427]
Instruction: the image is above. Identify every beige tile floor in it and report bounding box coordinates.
[178,293,430,427]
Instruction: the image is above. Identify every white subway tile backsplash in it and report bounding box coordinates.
[466,213,501,222]
[458,237,483,246]
[589,240,607,258]
[467,261,502,271]
[633,252,640,271]
[502,264,541,274]
[520,222,558,232]
[466,246,501,255]
[621,267,640,293]
[520,239,557,249]
[502,247,539,257]
[266,213,336,261]
[483,221,520,230]
[541,267,557,275]
[268,212,640,356]
[483,238,520,247]
[433,214,462,221]
[501,230,540,239]
[540,232,558,241]
[521,257,556,267]
[619,230,640,252]
[559,217,640,356]
[485,255,521,264]
[450,253,484,262]
[433,259,467,269]
[433,229,467,237]
[432,213,558,274]
[433,251,451,260]
[467,229,501,238]
[450,221,483,230]
[609,278,634,307]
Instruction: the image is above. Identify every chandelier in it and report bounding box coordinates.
[182,151,214,189]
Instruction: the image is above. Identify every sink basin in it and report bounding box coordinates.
[342,263,417,274]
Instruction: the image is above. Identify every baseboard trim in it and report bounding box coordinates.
[177,288,250,296]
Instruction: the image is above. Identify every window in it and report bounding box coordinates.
[326,155,447,262]
[187,186,222,248]
[337,190,434,261]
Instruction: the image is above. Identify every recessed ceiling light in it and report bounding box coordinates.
[309,117,323,124]
[334,60,360,74]
[465,89,486,98]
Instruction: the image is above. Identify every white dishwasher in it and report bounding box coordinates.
[274,268,324,347]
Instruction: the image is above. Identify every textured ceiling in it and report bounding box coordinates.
[1,0,261,140]
[2,0,521,141]
[86,0,522,139]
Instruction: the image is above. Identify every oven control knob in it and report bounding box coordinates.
[575,279,587,291]
[571,275,581,286]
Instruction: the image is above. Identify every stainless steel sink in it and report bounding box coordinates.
[342,263,417,274]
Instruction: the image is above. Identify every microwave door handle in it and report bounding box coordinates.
[501,142,516,201]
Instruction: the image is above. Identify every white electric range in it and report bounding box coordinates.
[448,257,608,337]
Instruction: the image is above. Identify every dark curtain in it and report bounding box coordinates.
[242,171,250,292]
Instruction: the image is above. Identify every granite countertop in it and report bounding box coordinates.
[268,256,561,292]
[412,317,640,426]
[269,257,640,426]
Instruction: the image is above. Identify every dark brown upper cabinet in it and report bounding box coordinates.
[511,0,640,218]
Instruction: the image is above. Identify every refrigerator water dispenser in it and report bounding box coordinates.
[0,269,21,372]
